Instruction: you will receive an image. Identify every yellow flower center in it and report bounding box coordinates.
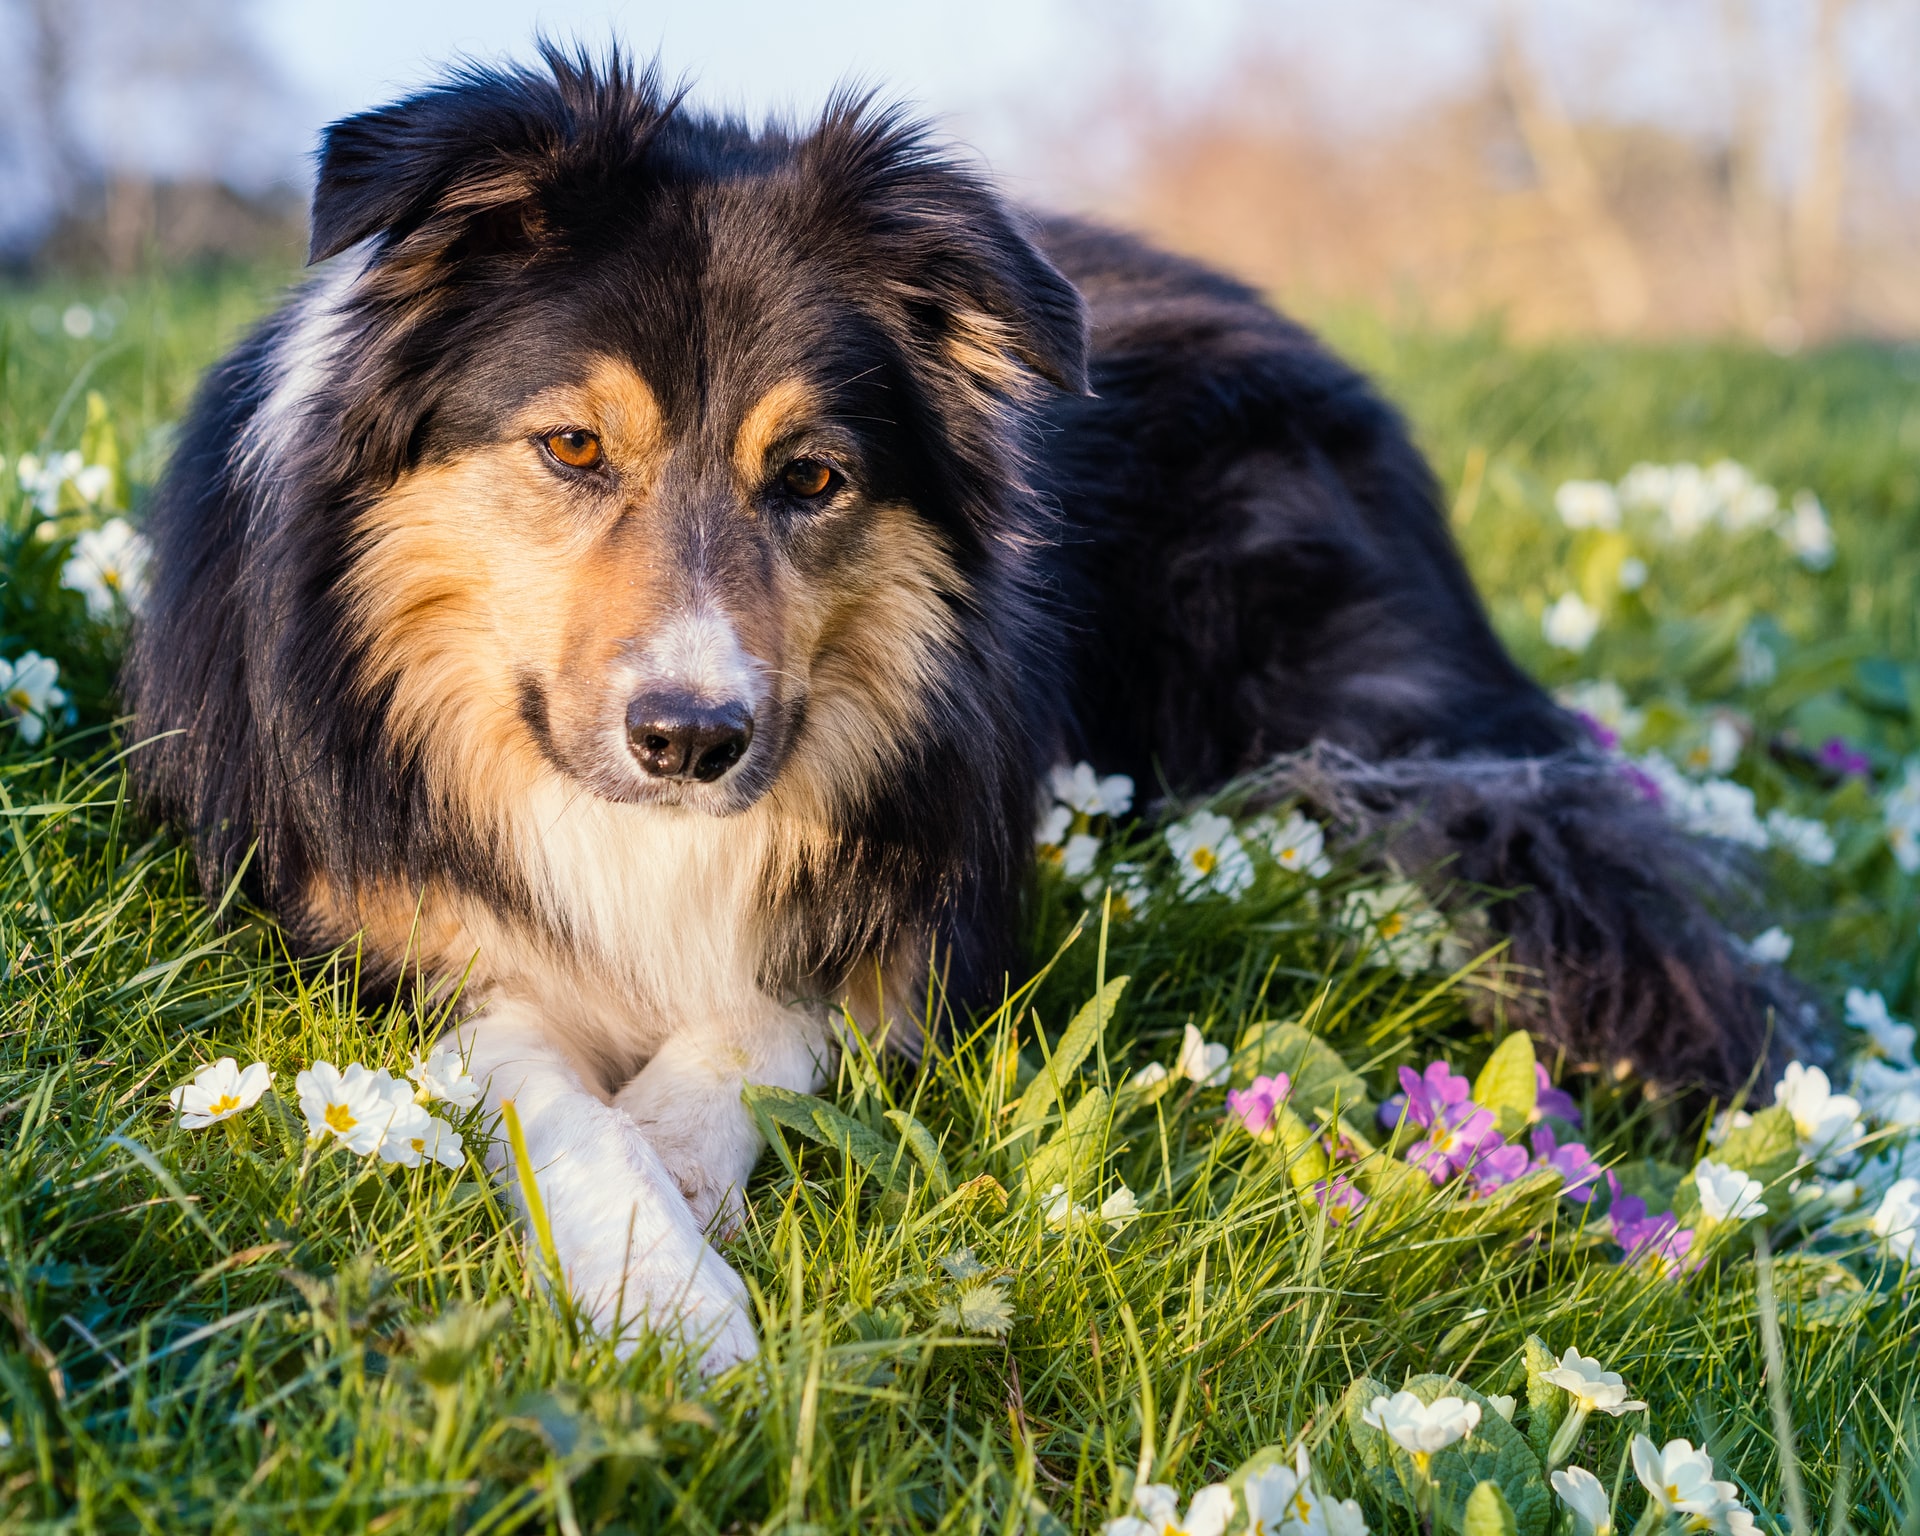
[103,569,121,590]
[324,1101,358,1132]
[206,1093,241,1116]
[1379,912,1406,939]
[7,688,29,712]
[411,1137,426,1153]
[1192,846,1217,874]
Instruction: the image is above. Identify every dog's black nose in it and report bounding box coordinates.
[626,693,754,782]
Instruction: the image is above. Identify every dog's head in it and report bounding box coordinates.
[284,48,1085,828]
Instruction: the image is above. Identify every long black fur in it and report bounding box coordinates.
[126,47,1810,1093]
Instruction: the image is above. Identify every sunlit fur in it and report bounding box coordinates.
[126,48,1811,1366]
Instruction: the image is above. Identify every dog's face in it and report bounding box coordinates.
[306,60,1088,826]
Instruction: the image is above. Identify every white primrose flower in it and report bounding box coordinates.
[1557,679,1644,744]
[1099,1185,1141,1231]
[1706,1108,1753,1146]
[1131,1062,1170,1090]
[1085,860,1154,919]
[168,1057,272,1129]
[1781,489,1835,569]
[1735,627,1776,688]
[1629,1436,1724,1520]
[1343,880,1451,975]
[1636,753,1768,848]
[1618,462,1674,513]
[1554,480,1621,531]
[1541,1348,1648,1416]
[383,1109,465,1170]
[407,1043,482,1108]
[1872,1178,1920,1263]
[1772,1062,1863,1161]
[1361,1391,1480,1458]
[1165,810,1255,899]
[1618,556,1648,591]
[1765,808,1834,867]
[61,517,150,620]
[1542,592,1599,653]
[1882,761,1920,874]
[1550,1466,1612,1536]
[1256,809,1332,877]
[1103,1481,1233,1536]
[1693,1159,1768,1224]
[295,1061,411,1156]
[1035,802,1073,849]
[1741,927,1793,965]
[1173,1023,1230,1087]
[1485,1394,1516,1421]
[1244,1444,1370,1536]
[1853,1060,1920,1129]
[1049,761,1134,819]
[0,651,68,746]
[1061,832,1102,880]
[1845,988,1917,1068]
[1682,715,1743,776]
[17,450,82,515]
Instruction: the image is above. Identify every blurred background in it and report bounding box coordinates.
[3,0,1919,343]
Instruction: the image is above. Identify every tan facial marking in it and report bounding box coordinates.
[732,378,819,485]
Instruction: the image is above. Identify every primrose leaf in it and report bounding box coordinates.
[1010,977,1127,1138]
[1523,1335,1566,1470]
[884,1108,953,1195]
[1463,1480,1519,1536]
[1712,1106,1800,1186]
[1235,1019,1373,1124]
[1021,1086,1110,1195]
[1393,1376,1549,1536]
[1473,1033,1537,1138]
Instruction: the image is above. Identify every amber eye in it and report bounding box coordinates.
[780,458,837,500]
[543,429,603,471]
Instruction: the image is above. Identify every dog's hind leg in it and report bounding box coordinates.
[456,999,759,1373]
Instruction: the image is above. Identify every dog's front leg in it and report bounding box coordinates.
[457,1000,758,1372]
[612,1004,831,1234]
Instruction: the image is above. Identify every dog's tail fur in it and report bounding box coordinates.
[1253,743,1821,1094]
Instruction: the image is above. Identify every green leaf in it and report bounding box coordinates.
[1009,976,1127,1138]
[936,1281,1014,1337]
[1712,1106,1799,1186]
[1341,1375,1397,1476]
[741,1083,903,1187]
[1463,1481,1519,1536]
[1380,1377,1549,1536]
[1523,1335,1565,1470]
[1234,1018,1373,1123]
[1021,1086,1110,1195]
[1473,1033,1537,1139]
[884,1108,953,1195]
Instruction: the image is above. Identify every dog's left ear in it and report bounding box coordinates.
[809,101,1090,397]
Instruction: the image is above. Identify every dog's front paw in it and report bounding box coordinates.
[613,1064,760,1236]
[560,1216,757,1373]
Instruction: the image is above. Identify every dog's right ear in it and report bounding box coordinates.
[308,46,673,269]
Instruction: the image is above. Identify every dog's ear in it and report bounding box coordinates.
[808,100,1090,397]
[307,46,672,269]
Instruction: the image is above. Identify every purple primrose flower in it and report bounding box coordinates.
[1226,1073,1292,1138]
[1311,1174,1369,1223]
[1530,1124,1600,1201]
[1532,1063,1583,1126]
[1818,737,1872,779]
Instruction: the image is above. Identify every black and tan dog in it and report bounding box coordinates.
[127,48,1802,1368]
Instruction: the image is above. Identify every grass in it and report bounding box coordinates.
[1,267,1918,1534]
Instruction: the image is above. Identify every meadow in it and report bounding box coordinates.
[1,267,1917,1535]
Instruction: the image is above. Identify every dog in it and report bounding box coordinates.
[126,48,1805,1370]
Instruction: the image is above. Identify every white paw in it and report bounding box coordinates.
[560,1219,758,1374]
[613,1064,760,1236]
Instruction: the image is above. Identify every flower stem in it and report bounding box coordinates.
[1547,1403,1592,1467]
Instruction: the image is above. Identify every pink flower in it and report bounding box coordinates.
[1605,1173,1698,1277]
[1818,737,1872,780]
[1531,1124,1600,1202]
[1575,711,1619,751]
[1312,1175,1369,1223]
[1226,1073,1291,1137]
[1534,1063,1582,1125]
[1466,1140,1532,1195]
[1622,763,1663,805]
[1379,1060,1473,1131]
[1408,1101,1504,1182]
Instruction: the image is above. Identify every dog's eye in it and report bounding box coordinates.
[543,429,603,471]
[780,458,838,500]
